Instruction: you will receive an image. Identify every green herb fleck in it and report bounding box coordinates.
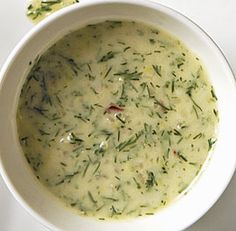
[68,132,84,144]
[145,171,157,189]
[133,177,141,189]
[88,191,97,204]
[152,65,162,77]
[211,86,218,100]
[99,51,115,62]
[208,138,216,151]
[116,130,144,151]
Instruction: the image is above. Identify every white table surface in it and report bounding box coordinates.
[0,0,235,230]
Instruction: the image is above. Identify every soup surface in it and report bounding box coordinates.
[17,21,218,220]
[27,0,79,23]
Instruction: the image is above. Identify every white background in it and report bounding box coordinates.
[0,0,235,230]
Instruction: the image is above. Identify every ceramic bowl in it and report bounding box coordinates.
[0,0,236,230]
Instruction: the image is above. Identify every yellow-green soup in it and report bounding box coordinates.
[17,21,218,220]
[27,0,79,23]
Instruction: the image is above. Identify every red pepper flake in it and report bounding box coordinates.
[104,103,124,114]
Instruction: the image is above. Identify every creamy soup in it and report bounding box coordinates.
[17,21,218,220]
[27,0,79,23]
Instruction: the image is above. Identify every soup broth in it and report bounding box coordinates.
[17,21,218,220]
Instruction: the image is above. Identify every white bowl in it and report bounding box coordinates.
[0,0,236,230]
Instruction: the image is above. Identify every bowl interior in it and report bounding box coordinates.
[0,1,236,231]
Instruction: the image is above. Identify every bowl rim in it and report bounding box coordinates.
[0,0,236,231]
